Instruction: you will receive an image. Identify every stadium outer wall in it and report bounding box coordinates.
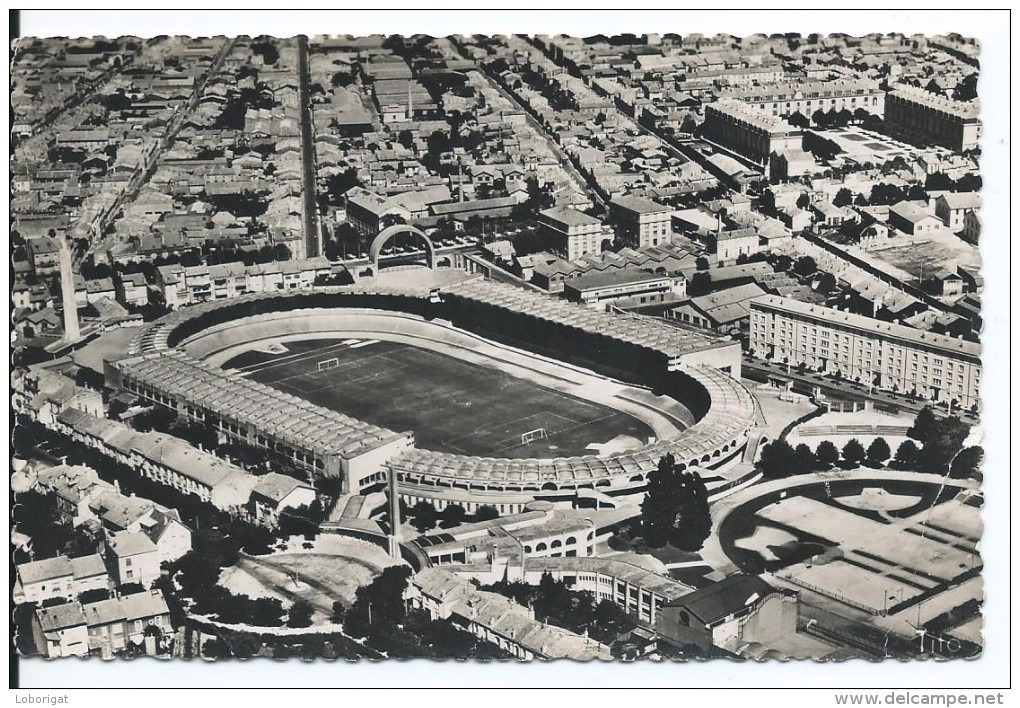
[121,286,757,511]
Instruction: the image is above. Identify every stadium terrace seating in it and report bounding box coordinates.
[120,284,756,502]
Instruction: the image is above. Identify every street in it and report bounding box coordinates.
[296,35,322,259]
[743,357,979,422]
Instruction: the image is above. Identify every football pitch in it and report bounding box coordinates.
[223,338,654,459]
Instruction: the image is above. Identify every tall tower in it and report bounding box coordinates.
[58,237,80,342]
[406,81,413,121]
[387,467,401,559]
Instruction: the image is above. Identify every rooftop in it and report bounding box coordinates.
[889,84,980,121]
[252,472,314,504]
[112,350,411,460]
[708,99,799,135]
[681,282,769,326]
[36,602,87,632]
[565,266,677,293]
[610,194,672,215]
[538,205,603,228]
[107,530,159,558]
[751,294,981,359]
[443,278,728,360]
[82,590,170,626]
[889,201,938,224]
[664,574,779,625]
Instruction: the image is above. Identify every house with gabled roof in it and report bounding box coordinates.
[656,574,799,655]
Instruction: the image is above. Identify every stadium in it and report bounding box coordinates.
[105,275,759,513]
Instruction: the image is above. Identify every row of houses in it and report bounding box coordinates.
[31,589,172,659]
[156,256,336,309]
[44,404,316,524]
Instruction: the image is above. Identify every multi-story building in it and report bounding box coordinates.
[608,195,674,249]
[80,590,172,657]
[521,556,695,626]
[27,236,62,276]
[406,567,611,661]
[115,272,150,307]
[961,210,981,243]
[702,100,802,168]
[723,78,884,118]
[54,408,260,511]
[562,267,687,310]
[14,554,111,605]
[156,257,333,309]
[934,192,981,232]
[344,186,412,238]
[537,206,606,262]
[707,227,760,264]
[748,295,982,411]
[31,603,89,658]
[105,531,162,588]
[884,85,981,152]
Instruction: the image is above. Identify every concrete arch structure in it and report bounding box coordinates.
[369,224,435,270]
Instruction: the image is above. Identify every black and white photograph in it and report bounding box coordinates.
[7,9,1010,696]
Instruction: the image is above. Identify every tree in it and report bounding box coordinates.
[409,502,438,533]
[202,637,232,659]
[438,504,467,529]
[950,446,983,479]
[330,601,347,625]
[473,505,499,522]
[866,437,891,467]
[953,73,978,102]
[816,272,837,294]
[689,272,711,295]
[758,189,777,217]
[854,193,869,207]
[287,600,314,628]
[757,439,796,480]
[869,183,907,207]
[787,111,810,129]
[345,565,412,638]
[640,454,712,551]
[695,256,710,271]
[894,439,920,469]
[841,438,866,467]
[793,443,817,475]
[793,255,817,278]
[815,440,840,469]
[796,193,811,210]
[833,188,853,208]
[907,407,940,445]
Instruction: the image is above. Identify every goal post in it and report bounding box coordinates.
[521,427,549,445]
[316,357,340,372]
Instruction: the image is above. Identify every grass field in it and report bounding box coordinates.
[224,338,653,458]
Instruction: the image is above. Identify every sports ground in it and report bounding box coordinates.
[718,477,982,622]
[223,338,653,459]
